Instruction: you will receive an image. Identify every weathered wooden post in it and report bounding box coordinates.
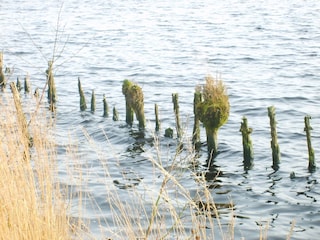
[103,94,109,117]
[304,115,316,172]
[113,106,119,121]
[122,79,146,129]
[196,75,230,159]
[192,89,202,148]
[46,60,56,107]
[122,80,134,126]
[78,77,87,111]
[0,52,6,89]
[91,90,96,113]
[24,74,30,94]
[16,77,22,92]
[172,93,182,138]
[268,106,280,171]
[240,116,254,170]
[155,104,160,132]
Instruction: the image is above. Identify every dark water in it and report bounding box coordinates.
[1,0,320,239]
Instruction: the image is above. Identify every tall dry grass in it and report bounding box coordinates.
[0,90,72,240]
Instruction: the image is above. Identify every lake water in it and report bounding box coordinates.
[1,0,320,239]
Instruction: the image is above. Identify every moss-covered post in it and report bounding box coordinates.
[113,106,119,121]
[192,90,202,147]
[78,77,87,111]
[268,106,280,171]
[122,79,146,129]
[172,93,182,138]
[196,75,230,158]
[0,52,6,89]
[155,104,160,132]
[304,115,316,172]
[91,90,96,113]
[24,74,30,94]
[103,94,109,117]
[46,60,56,106]
[240,116,254,170]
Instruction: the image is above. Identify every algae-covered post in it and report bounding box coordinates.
[196,75,230,158]
[91,90,96,113]
[304,115,316,172]
[155,103,160,132]
[172,93,182,138]
[122,79,146,129]
[103,94,109,117]
[46,60,56,106]
[192,89,202,148]
[78,77,87,111]
[240,116,254,170]
[0,52,6,89]
[268,106,280,171]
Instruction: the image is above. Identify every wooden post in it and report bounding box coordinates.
[0,52,5,89]
[16,77,22,92]
[113,106,119,121]
[46,60,56,106]
[24,73,31,94]
[78,77,87,111]
[91,90,96,113]
[268,106,280,171]
[304,116,316,172]
[192,91,202,147]
[155,104,160,132]
[103,94,109,117]
[240,116,254,170]
[172,93,182,138]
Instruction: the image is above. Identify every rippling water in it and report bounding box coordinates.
[1,0,320,239]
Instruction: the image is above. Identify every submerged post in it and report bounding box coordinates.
[0,52,6,89]
[91,90,96,113]
[155,104,160,132]
[304,115,316,172]
[240,116,254,170]
[172,93,182,138]
[268,106,280,171]
[46,60,56,109]
[78,77,87,111]
[192,90,202,148]
[103,94,109,117]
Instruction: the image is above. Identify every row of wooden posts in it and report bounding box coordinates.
[0,55,317,173]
